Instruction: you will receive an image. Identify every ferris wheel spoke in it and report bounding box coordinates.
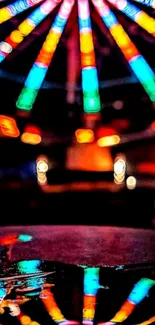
[110,278,155,323]
[0,0,62,63]
[106,0,155,38]
[78,0,101,114]
[91,0,155,103]
[0,0,45,25]
[132,0,155,9]
[16,0,75,112]
[83,268,100,325]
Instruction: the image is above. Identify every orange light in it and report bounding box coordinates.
[111,300,135,322]
[97,135,120,147]
[21,132,41,145]
[21,125,41,145]
[0,115,20,137]
[37,49,54,66]
[75,129,94,143]
[81,51,96,68]
[110,23,138,60]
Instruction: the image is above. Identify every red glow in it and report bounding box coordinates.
[24,124,41,135]
[151,121,155,131]
[96,126,117,139]
[0,234,18,246]
[138,162,155,174]
[111,119,130,131]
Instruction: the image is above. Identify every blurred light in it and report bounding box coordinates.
[37,157,48,172]
[97,135,120,147]
[21,132,41,144]
[126,176,136,189]
[138,162,155,174]
[37,172,47,184]
[151,120,155,131]
[114,155,126,184]
[18,234,32,242]
[96,126,117,138]
[21,124,41,145]
[36,156,48,185]
[114,157,126,174]
[8,303,20,317]
[112,100,124,110]
[84,268,100,295]
[111,119,130,131]
[75,129,94,143]
[0,115,20,138]
[18,260,41,273]
[0,234,18,246]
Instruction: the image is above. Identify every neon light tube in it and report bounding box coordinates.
[83,268,100,324]
[78,0,101,113]
[41,288,67,323]
[111,278,155,323]
[91,0,155,102]
[132,0,155,9]
[0,0,61,63]
[137,316,155,325]
[107,0,155,37]
[0,0,44,24]
[16,0,75,111]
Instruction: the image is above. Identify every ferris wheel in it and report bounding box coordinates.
[0,0,155,142]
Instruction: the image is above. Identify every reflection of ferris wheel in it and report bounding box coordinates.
[0,0,155,117]
[1,259,155,325]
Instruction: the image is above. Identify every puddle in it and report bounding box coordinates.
[0,234,155,324]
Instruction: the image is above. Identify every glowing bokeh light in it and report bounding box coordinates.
[92,0,155,102]
[126,175,137,189]
[0,115,20,137]
[75,128,94,143]
[97,134,120,147]
[16,0,75,111]
[78,0,101,113]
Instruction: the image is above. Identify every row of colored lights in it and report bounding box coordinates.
[0,0,61,63]
[0,114,120,147]
[78,0,101,114]
[83,268,100,324]
[2,114,155,149]
[0,0,155,114]
[134,0,155,9]
[16,0,75,111]
[0,115,42,144]
[108,0,155,36]
[0,0,43,24]
[91,0,155,103]
[110,278,155,323]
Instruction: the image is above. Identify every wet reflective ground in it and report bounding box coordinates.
[0,257,155,325]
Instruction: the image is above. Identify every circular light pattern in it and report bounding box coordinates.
[37,158,49,172]
[126,175,137,189]
[0,41,12,53]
